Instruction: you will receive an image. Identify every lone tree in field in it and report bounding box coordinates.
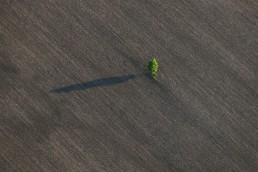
[148,58,158,78]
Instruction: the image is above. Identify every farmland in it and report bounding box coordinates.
[1,0,258,171]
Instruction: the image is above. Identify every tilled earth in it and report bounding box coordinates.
[1,0,258,171]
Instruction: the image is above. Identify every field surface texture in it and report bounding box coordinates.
[1,0,258,171]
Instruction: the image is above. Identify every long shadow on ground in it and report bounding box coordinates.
[50,74,136,93]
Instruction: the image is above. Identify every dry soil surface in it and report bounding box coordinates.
[1,0,258,171]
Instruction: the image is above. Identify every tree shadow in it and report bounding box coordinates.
[50,74,136,93]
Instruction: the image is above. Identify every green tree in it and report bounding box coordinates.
[148,58,158,78]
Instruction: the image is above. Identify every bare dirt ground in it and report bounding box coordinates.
[1,0,258,171]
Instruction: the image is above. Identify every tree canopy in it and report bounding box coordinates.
[148,58,158,78]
